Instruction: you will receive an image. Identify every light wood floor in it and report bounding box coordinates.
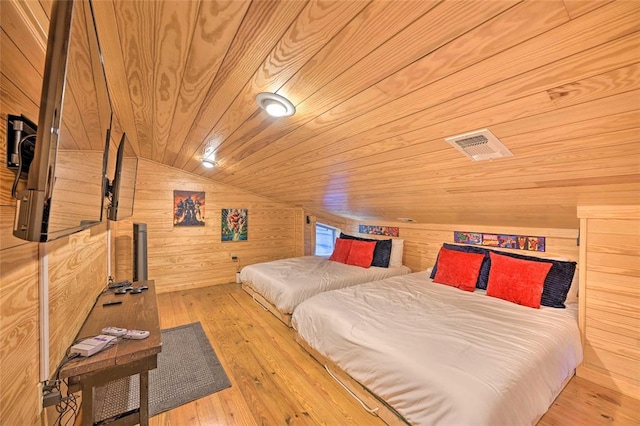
[147,283,639,425]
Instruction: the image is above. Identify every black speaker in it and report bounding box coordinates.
[133,222,148,282]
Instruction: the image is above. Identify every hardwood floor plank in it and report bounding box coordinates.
[538,376,640,425]
[147,283,639,426]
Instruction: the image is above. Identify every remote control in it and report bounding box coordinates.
[108,280,132,289]
[130,285,149,294]
[123,330,149,340]
[101,326,127,336]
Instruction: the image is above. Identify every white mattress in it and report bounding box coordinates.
[239,256,411,313]
[292,271,583,426]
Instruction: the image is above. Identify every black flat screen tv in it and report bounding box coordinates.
[13,0,113,242]
[107,133,138,221]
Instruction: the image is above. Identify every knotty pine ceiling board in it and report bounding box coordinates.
[87,0,640,229]
[240,87,638,200]
[161,0,251,164]
[200,0,443,176]
[221,3,637,189]
[207,0,523,180]
[172,0,308,169]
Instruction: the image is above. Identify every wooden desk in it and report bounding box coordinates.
[60,280,162,426]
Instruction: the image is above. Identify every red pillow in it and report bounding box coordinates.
[345,240,377,268]
[432,247,485,292]
[329,238,353,263]
[486,252,552,308]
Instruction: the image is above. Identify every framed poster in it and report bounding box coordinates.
[358,225,400,237]
[222,208,248,241]
[454,231,545,252]
[174,190,205,226]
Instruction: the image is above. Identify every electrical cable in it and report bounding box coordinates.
[49,336,120,424]
[53,378,78,426]
[11,133,37,199]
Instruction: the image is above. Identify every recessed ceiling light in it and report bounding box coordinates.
[256,92,295,117]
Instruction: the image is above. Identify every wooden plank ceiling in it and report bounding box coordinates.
[89,0,639,229]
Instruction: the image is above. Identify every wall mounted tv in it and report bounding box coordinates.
[13,0,113,242]
[107,133,138,221]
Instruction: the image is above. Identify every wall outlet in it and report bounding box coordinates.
[231,254,238,261]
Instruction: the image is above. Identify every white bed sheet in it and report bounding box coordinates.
[292,271,583,426]
[240,256,411,313]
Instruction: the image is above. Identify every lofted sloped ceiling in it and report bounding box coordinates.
[88,0,639,229]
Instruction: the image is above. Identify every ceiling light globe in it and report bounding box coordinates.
[264,100,287,117]
[201,159,216,169]
[256,92,295,117]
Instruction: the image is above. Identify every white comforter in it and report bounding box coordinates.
[240,256,411,313]
[292,271,583,426]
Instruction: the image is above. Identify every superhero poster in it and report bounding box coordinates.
[222,208,248,241]
[173,191,205,226]
[358,225,400,237]
[454,231,545,252]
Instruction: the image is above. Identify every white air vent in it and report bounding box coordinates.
[445,129,512,161]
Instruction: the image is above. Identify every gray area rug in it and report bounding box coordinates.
[94,322,231,422]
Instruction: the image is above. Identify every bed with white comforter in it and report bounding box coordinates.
[240,255,411,314]
[292,271,583,426]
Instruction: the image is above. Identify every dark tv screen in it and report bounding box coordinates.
[13,0,112,242]
[107,133,138,221]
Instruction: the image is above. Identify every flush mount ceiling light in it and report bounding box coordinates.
[201,158,217,169]
[201,145,217,169]
[256,92,295,117]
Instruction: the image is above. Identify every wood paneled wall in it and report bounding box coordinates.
[1,0,45,420]
[306,211,579,269]
[0,238,40,425]
[1,1,110,423]
[577,206,640,399]
[113,159,304,294]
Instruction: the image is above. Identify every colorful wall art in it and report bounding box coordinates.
[173,190,205,226]
[454,231,545,252]
[222,208,248,241]
[359,225,400,237]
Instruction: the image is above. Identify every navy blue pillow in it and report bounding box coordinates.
[340,233,392,268]
[488,250,576,308]
[430,243,491,289]
[431,243,576,308]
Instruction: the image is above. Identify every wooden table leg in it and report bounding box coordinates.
[82,385,94,426]
[140,371,149,426]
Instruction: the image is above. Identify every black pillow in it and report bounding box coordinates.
[488,250,576,308]
[431,243,576,308]
[340,233,392,268]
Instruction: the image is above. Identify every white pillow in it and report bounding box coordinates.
[565,269,579,305]
[389,239,404,267]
